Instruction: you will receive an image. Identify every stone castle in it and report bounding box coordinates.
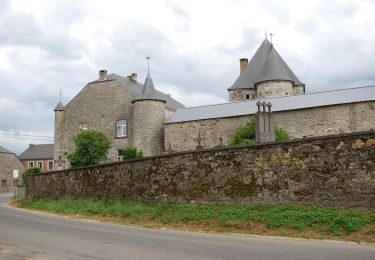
[54,38,375,169]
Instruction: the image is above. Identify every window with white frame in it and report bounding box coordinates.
[117,150,123,161]
[37,161,43,169]
[48,161,53,171]
[79,123,89,130]
[116,120,127,137]
[28,161,34,168]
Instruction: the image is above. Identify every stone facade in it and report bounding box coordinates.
[228,89,256,102]
[165,101,375,152]
[26,131,375,209]
[0,151,24,192]
[256,80,294,99]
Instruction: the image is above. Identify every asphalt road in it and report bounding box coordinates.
[0,193,374,260]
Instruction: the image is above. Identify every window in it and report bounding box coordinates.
[116,120,127,137]
[245,94,250,99]
[37,161,43,169]
[28,161,34,168]
[1,180,6,187]
[117,150,123,161]
[79,123,89,130]
[48,161,54,171]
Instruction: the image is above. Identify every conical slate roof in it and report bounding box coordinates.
[132,71,166,103]
[229,38,303,90]
[54,101,65,111]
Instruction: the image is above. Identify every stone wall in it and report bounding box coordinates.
[165,101,375,152]
[26,131,375,208]
[0,153,24,192]
[228,89,256,102]
[256,80,294,99]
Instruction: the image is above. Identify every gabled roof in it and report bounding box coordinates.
[0,145,13,154]
[107,73,183,111]
[19,144,54,160]
[166,85,375,124]
[132,71,166,103]
[229,38,303,90]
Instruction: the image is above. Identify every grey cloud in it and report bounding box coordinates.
[166,1,191,32]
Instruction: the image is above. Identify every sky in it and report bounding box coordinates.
[1,0,375,154]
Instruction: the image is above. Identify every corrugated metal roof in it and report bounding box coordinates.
[166,86,375,124]
[107,74,184,111]
[19,144,54,160]
[229,38,303,90]
[0,145,13,154]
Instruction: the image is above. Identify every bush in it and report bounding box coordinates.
[122,146,143,160]
[22,167,41,184]
[65,130,111,168]
[230,115,289,146]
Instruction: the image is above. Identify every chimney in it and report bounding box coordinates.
[239,58,248,74]
[99,70,107,80]
[127,73,137,81]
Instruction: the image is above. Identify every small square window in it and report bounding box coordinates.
[117,150,123,161]
[48,161,54,170]
[117,120,127,137]
[1,180,6,187]
[79,123,89,130]
[245,94,250,99]
[28,161,34,168]
[37,161,43,169]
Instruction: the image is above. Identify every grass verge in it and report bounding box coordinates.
[14,199,375,243]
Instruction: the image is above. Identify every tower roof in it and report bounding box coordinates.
[229,38,304,90]
[54,101,65,111]
[132,71,166,103]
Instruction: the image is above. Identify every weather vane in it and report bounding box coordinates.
[270,32,274,44]
[59,89,62,103]
[146,56,151,72]
[265,28,267,39]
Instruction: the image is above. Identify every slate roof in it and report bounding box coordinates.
[132,71,166,103]
[107,73,184,111]
[166,85,375,124]
[54,102,65,111]
[19,144,54,160]
[229,38,303,90]
[0,145,13,154]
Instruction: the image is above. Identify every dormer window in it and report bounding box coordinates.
[79,123,89,130]
[117,120,127,137]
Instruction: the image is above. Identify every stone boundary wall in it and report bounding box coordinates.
[26,131,375,208]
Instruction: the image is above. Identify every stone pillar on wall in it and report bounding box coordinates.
[256,101,276,143]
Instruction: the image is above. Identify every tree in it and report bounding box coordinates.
[22,167,41,184]
[230,115,289,146]
[121,146,143,160]
[65,130,111,168]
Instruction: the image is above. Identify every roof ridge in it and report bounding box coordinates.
[180,85,375,110]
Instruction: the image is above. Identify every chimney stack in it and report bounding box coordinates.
[127,73,137,81]
[239,58,248,74]
[99,70,108,80]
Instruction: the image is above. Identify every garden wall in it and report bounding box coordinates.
[26,131,375,208]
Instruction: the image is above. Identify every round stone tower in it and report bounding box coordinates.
[132,71,166,157]
[53,100,66,170]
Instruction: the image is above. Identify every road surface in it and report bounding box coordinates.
[0,192,374,260]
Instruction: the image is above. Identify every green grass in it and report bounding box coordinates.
[15,199,375,240]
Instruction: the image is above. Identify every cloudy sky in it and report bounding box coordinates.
[1,0,375,154]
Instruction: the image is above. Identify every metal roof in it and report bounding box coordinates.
[19,144,54,160]
[132,71,166,103]
[107,73,184,111]
[229,38,303,90]
[166,85,375,124]
[0,145,13,154]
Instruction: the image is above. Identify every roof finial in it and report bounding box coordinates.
[146,56,151,73]
[59,89,62,103]
[265,28,268,39]
[270,32,274,44]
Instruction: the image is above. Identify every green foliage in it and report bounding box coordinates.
[22,167,41,184]
[65,130,111,168]
[16,199,375,238]
[230,115,289,146]
[121,146,143,161]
